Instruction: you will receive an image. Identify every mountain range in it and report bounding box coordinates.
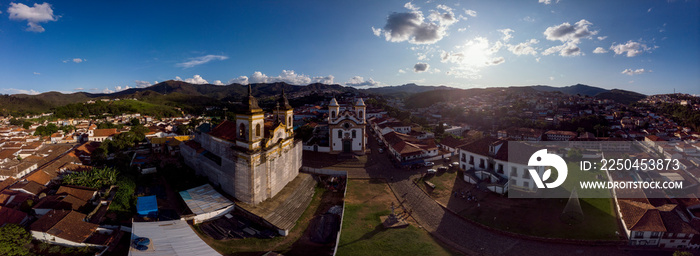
[0,81,646,116]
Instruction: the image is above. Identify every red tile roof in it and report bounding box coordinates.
[93,128,118,137]
[57,186,96,202]
[0,206,27,226]
[208,120,238,141]
[30,210,98,243]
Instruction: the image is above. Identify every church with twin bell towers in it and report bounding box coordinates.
[181,85,302,205]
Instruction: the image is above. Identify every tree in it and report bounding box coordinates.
[130,118,140,126]
[435,123,445,137]
[0,224,32,256]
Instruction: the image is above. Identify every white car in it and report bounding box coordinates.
[424,162,435,167]
[426,169,437,174]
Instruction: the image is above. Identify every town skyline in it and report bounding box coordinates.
[1,0,698,95]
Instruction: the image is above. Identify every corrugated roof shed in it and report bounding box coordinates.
[129,219,220,256]
[179,184,233,215]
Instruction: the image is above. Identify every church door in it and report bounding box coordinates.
[343,140,352,153]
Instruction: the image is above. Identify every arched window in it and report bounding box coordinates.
[352,130,356,138]
[359,110,363,118]
[239,123,246,140]
[288,116,292,126]
[338,130,342,138]
[331,111,336,119]
[255,124,261,137]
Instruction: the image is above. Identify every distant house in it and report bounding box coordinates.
[89,128,119,142]
[544,130,577,141]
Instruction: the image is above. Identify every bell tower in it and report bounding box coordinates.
[236,84,265,151]
[354,98,366,124]
[273,88,294,136]
[329,97,339,121]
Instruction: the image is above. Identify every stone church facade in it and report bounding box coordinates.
[181,86,302,205]
[328,97,366,154]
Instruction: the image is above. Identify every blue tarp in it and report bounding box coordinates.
[137,195,158,216]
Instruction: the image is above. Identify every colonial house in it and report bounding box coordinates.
[458,137,543,194]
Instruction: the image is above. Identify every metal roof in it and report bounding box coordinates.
[129,219,220,256]
[179,184,233,215]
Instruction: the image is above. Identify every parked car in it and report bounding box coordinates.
[426,169,437,174]
[438,166,448,172]
[424,162,435,167]
[378,148,384,153]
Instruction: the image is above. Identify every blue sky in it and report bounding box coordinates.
[0,0,698,95]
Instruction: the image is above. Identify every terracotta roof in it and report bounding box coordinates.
[26,170,54,186]
[0,206,26,226]
[30,210,98,243]
[57,186,96,202]
[33,194,87,211]
[93,128,118,137]
[9,180,46,195]
[208,120,238,141]
[459,137,501,157]
[183,140,205,154]
[618,199,667,232]
[0,177,16,191]
[0,149,20,160]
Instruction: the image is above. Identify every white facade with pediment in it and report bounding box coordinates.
[328,98,367,154]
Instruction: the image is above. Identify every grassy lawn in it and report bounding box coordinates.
[192,187,325,255]
[453,162,620,240]
[416,170,459,199]
[337,180,458,256]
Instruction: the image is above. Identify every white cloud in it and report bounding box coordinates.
[134,80,152,87]
[542,41,581,56]
[345,76,382,87]
[507,39,539,56]
[371,26,382,36]
[549,76,555,81]
[233,70,326,85]
[440,37,505,79]
[464,9,477,17]
[73,88,84,91]
[610,40,652,57]
[398,69,406,74]
[457,28,466,32]
[1,88,40,95]
[647,8,652,13]
[63,58,85,63]
[542,19,597,57]
[7,2,58,32]
[175,76,182,81]
[414,62,430,72]
[621,68,651,75]
[212,80,224,85]
[593,47,608,54]
[538,0,559,4]
[183,74,208,84]
[404,2,419,11]
[33,72,40,75]
[498,28,514,42]
[488,57,505,65]
[228,76,249,85]
[312,75,335,84]
[176,54,228,68]
[374,3,458,45]
[544,19,598,43]
[523,16,535,22]
[597,36,607,41]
